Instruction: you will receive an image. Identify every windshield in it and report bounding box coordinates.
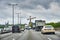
[0,0,60,40]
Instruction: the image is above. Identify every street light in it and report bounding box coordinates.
[27,16,36,28]
[20,13,21,25]
[16,13,25,26]
[19,13,26,25]
[8,3,18,26]
[27,16,36,22]
[16,13,20,25]
[16,13,22,26]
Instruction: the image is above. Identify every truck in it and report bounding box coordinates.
[35,20,45,31]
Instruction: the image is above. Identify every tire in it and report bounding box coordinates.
[52,32,55,34]
[41,32,44,34]
[12,31,14,33]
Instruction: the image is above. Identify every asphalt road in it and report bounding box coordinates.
[0,30,60,40]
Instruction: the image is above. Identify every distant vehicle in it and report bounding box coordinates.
[3,28,6,33]
[41,25,55,34]
[35,27,40,31]
[25,26,31,30]
[0,28,3,34]
[21,28,25,31]
[12,25,21,33]
[3,28,10,33]
[8,26,12,32]
[35,20,45,31]
[29,27,31,29]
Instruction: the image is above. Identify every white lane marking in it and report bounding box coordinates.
[12,38,15,40]
[48,38,52,40]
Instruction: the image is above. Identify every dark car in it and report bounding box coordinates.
[12,25,21,33]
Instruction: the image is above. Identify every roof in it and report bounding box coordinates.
[35,20,45,22]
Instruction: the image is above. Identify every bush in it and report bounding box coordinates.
[0,25,5,28]
[46,22,60,28]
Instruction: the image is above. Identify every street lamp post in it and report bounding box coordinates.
[16,13,22,26]
[16,13,25,26]
[20,13,21,25]
[27,16,36,28]
[8,3,18,26]
[16,13,20,25]
[19,13,25,25]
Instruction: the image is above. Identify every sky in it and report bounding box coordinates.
[0,0,60,24]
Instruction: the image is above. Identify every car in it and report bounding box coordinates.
[0,29,1,33]
[12,25,21,33]
[35,27,40,31]
[21,28,25,31]
[41,25,55,34]
[25,26,31,30]
[0,28,4,34]
[8,26,12,32]
[3,28,10,33]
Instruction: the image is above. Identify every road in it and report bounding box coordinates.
[0,30,60,40]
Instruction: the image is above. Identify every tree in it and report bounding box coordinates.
[29,22,33,28]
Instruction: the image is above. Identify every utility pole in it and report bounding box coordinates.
[16,13,22,26]
[19,13,25,27]
[8,3,18,26]
[16,13,20,25]
[27,16,36,28]
[20,13,21,25]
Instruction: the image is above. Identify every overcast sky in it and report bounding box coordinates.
[0,0,60,24]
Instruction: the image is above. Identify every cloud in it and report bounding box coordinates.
[0,0,60,24]
[21,2,60,22]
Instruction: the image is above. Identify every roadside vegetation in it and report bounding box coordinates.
[0,24,25,28]
[0,22,60,28]
[0,25,5,28]
[46,22,60,28]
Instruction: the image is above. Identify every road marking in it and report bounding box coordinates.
[12,38,15,40]
[48,38,52,40]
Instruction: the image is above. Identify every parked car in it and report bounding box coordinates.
[0,28,4,34]
[3,28,9,33]
[12,25,21,33]
[41,25,55,34]
[8,26,12,32]
[21,28,25,31]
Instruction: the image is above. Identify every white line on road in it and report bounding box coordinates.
[48,38,52,40]
[12,38,15,40]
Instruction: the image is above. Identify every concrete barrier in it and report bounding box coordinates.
[0,33,12,40]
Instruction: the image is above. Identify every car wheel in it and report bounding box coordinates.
[52,32,55,34]
[12,31,14,33]
[41,32,44,34]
